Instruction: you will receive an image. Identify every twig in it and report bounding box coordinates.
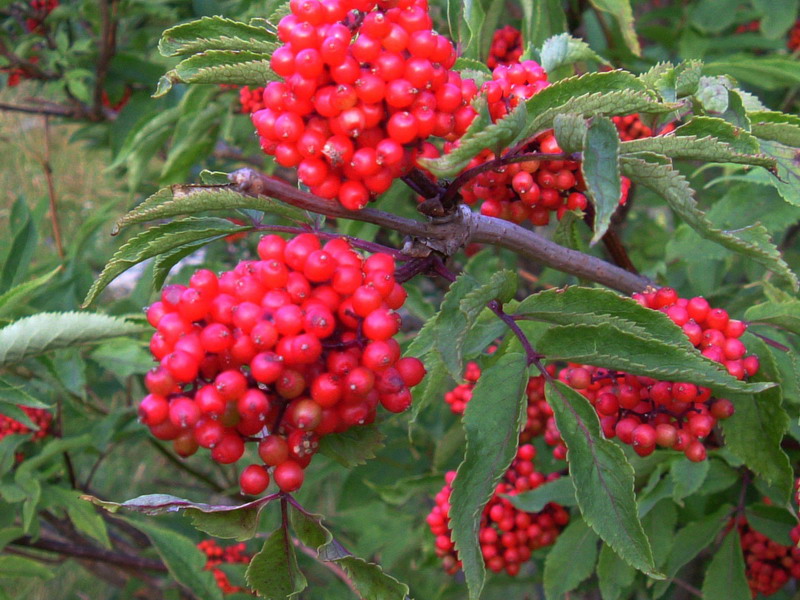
[11,536,167,572]
[42,115,64,258]
[0,101,77,117]
[487,300,543,366]
[672,577,703,598]
[147,438,226,493]
[93,0,119,119]
[229,168,653,294]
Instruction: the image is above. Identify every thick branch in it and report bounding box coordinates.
[229,168,653,294]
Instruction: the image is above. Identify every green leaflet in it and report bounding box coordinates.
[620,135,775,169]
[156,50,280,97]
[744,299,800,336]
[159,16,277,57]
[545,381,660,577]
[588,0,640,55]
[450,352,529,599]
[246,527,307,599]
[318,425,385,467]
[539,33,608,78]
[543,517,599,599]
[582,116,622,245]
[701,531,750,600]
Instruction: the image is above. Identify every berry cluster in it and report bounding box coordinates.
[239,86,267,114]
[612,114,674,142]
[735,20,761,34]
[198,540,253,595]
[25,0,58,33]
[487,25,523,68]
[139,233,426,494]
[444,363,566,460]
[428,462,569,576]
[0,407,52,442]
[557,287,759,461]
[252,0,477,209]
[736,517,800,597]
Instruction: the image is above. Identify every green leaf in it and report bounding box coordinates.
[0,402,38,430]
[673,117,760,154]
[588,0,640,55]
[620,135,774,169]
[418,97,525,178]
[129,518,223,600]
[318,425,385,468]
[0,436,27,478]
[642,500,677,569]
[409,351,449,423]
[450,352,529,599]
[543,517,599,599]
[720,337,792,503]
[246,527,306,599]
[621,157,798,291]
[537,323,768,396]
[0,378,49,409]
[701,531,750,600]
[0,200,37,295]
[157,51,280,97]
[597,542,636,600]
[653,503,732,598]
[46,486,111,549]
[704,55,800,91]
[750,111,800,145]
[0,313,145,367]
[744,299,800,336]
[159,16,277,57]
[365,473,444,506]
[539,33,608,78]
[505,476,577,512]
[83,493,269,541]
[90,338,152,380]
[553,113,588,154]
[0,556,54,580]
[152,239,216,291]
[83,217,251,306]
[514,287,695,348]
[689,0,738,33]
[753,0,799,37]
[430,273,480,379]
[160,104,226,184]
[583,116,622,245]
[0,266,61,316]
[669,458,709,502]
[545,381,660,578]
[756,138,800,208]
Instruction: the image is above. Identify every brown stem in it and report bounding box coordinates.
[93,0,119,119]
[147,439,226,493]
[583,203,638,273]
[0,101,77,117]
[294,541,362,599]
[10,536,167,572]
[228,168,653,294]
[0,38,58,80]
[42,116,64,258]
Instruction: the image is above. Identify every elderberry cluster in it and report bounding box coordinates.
[252,0,477,209]
[558,287,759,461]
[612,114,675,142]
[736,517,800,597]
[139,233,426,494]
[0,407,52,442]
[487,25,523,68]
[444,363,566,461]
[198,540,253,595]
[239,86,267,114]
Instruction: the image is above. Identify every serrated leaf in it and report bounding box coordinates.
[514,287,695,349]
[450,352,529,599]
[0,313,144,367]
[583,116,622,245]
[0,266,61,316]
[431,273,480,379]
[0,436,27,478]
[639,62,678,103]
[0,402,38,430]
[453,57,492,76]
[153,239,215,290]
[110,107,181,170]
[744,299,800,336]
[621,157,798,291]
[701,531,750,600]
[720,337,792,502]
[419,97,526,178]
[115,185,310,233]
[597,542,636,600]
[0,556,54,580]
[318,425,385,467]
[505,476,577,512]
[750,111,800,145]
[545,381,660,578]
[669,458,709,502]
[83,217,251,306]
[83,493,270,541]
[365,473,444,506]
[544,517,599,600]
[673,116,760,154]
[620,134,775,169]
[0,378,49,409]
[589,0,640,55]
[410,351,448,423]
[537,323,768,396]
[132,519,223,600]
[694,76,732,114]
[553,113,588,154]
[160,104,226,184]
[642,500,677,569]
[159,16,277,57]
[246,527,306,599]
[539,33,608,78]
[157,51,279,97]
